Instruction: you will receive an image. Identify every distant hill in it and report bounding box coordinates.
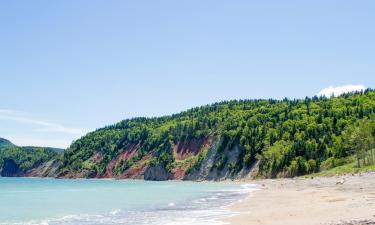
[22,146,65,154]
[0,138,64,177]
[0,138,15,149]
[0,138,64,153]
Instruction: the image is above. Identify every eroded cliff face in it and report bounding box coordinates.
[56,137,226,180]
[10,136,258,181]
[25,159,61,178]
[115,137,216,180]
[183,138,257,181]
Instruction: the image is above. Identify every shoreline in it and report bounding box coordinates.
[224,173,375,225]
[2,175,375,224]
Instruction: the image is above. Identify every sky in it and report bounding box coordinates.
[0,1,374,148]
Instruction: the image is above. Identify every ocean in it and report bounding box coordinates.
[0,177,257,225]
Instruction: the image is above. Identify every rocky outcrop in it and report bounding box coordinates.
[183,138,221,180]
[103,144,139,178]
[1,159,23,177]
[184,138,259,181]
[25,159,61,178]
[144,165,170,181]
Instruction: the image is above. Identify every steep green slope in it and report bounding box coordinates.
[60,90,375,180]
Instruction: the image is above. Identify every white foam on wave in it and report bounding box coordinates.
[241,183,259,190]
[110,209,121,215]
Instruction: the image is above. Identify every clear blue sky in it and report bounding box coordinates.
[0,1,374,148]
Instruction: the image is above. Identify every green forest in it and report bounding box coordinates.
[59,89,375,178]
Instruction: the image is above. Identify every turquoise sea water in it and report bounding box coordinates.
[0,178,256,225]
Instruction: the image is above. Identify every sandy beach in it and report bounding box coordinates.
[225,173,375,225]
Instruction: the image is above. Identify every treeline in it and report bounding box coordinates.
[61,89,375,178]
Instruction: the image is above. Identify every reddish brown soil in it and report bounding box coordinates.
[102,144,139,178]
[173,136,214,160]
[170,166,187,179]
[120,154,152,179]
[170,136,215,179]
[92,152,103,162]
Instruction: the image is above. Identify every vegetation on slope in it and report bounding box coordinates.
[311,118,375,176]
[60,90,375,178]
[0,140,62,175]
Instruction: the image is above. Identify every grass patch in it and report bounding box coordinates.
[307,161,375,177]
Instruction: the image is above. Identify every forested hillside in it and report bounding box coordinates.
[58,90,375,180]
[0,140,62,177]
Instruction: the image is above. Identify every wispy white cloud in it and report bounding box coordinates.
[0,109,17,114]
[0,114,87,135]
[0,109,88,148]
[318,84,367,97]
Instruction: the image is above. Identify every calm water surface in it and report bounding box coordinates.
[0,178,257,225]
